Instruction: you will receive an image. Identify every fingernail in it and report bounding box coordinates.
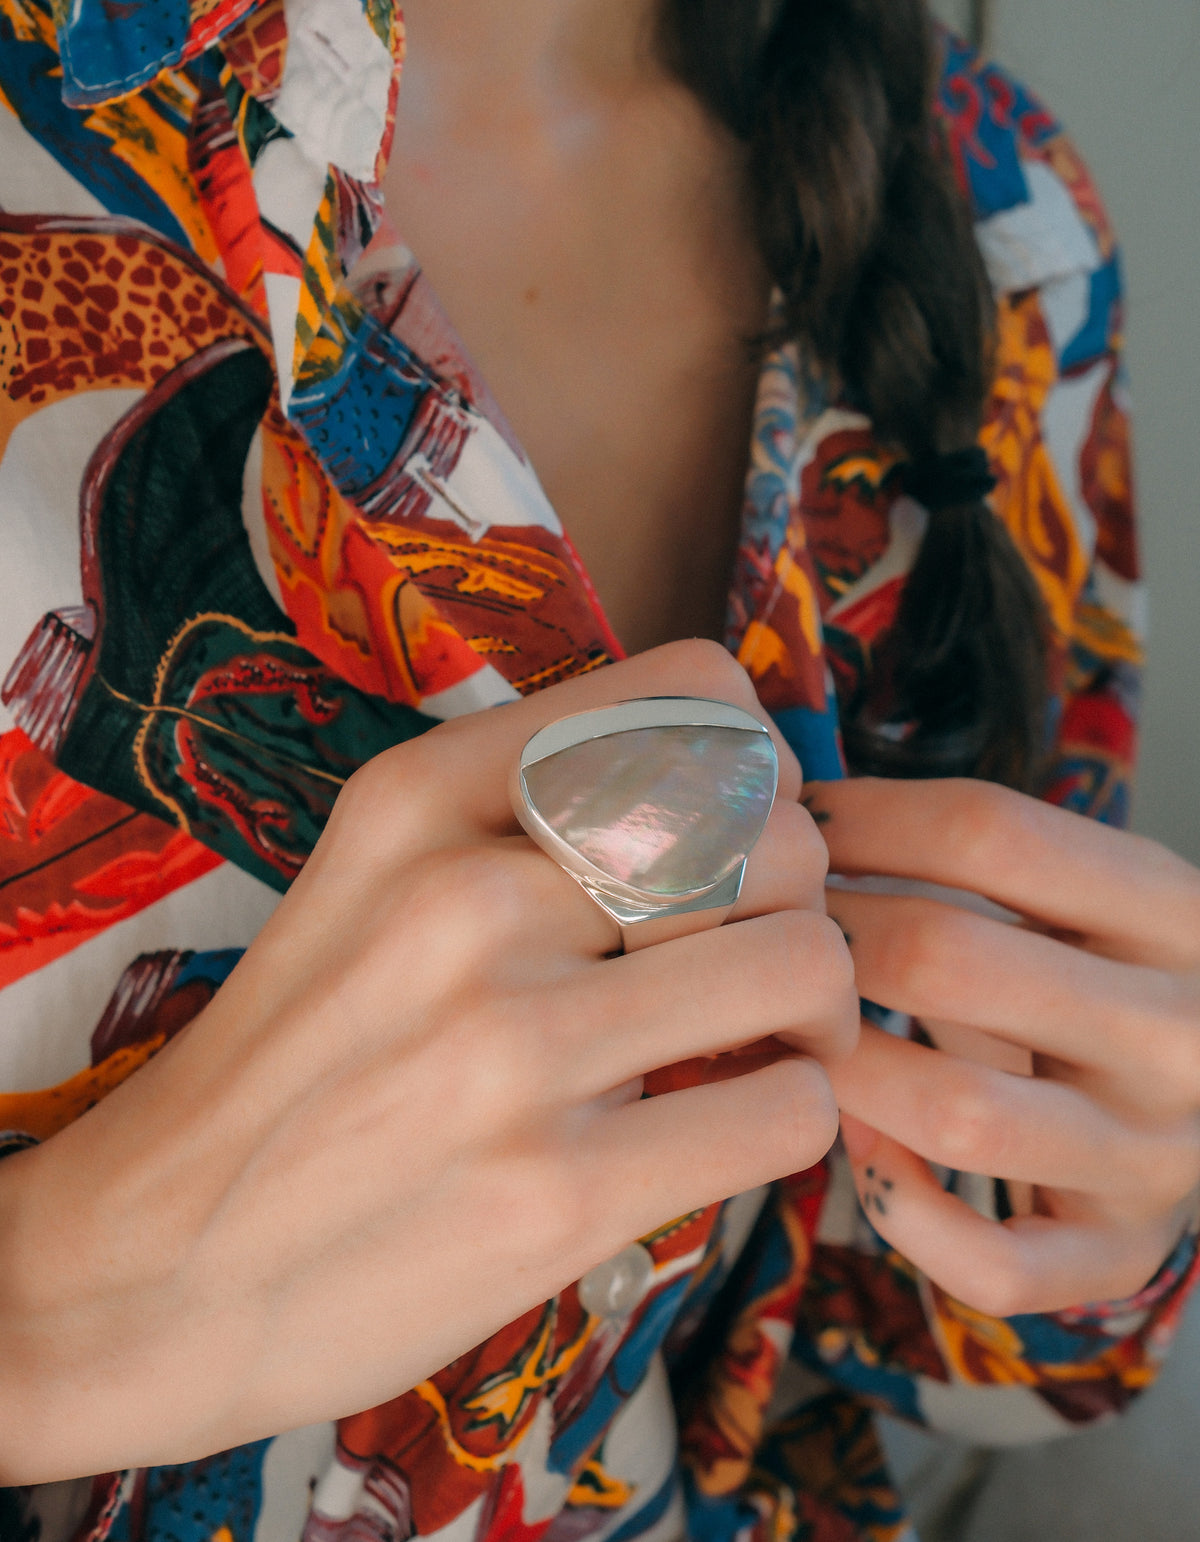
[838,1111,879,1164]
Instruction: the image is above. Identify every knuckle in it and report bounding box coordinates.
[448,994,555,1122]
[872,902,965,1007]
[328,741,442,857]
[782,910,857,1002]
[328,753,392,830]
[951,1236,1033,1319]
[779,799,832,887]
[930,1068,1008,1174]
[1180,879,1200,952]
[622,642,805,792]
[405,846,537,949]
[823,923,860,1014]
[939,779,1025,879]
[1135,1125,1200,1209]
[647,637,756,704]
[1154,987,1200,1096]
[1122,833,1200,946]
[756,912,859,1062]
[770,1058,840,1163]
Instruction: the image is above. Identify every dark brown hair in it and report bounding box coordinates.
[658,0,1049,789]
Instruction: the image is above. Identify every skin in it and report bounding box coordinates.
[4,0,1200,1486]
[380,0,1200,1325]
[812,777,1200,1317]
[381,0,769,652]
[0,644,857,1480]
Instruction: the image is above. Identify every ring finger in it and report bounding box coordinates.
[502,791,832,969]
[831,1026,1200,1219]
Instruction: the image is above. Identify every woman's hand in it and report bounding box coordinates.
[809,776,1200,1319]
[0,641,857,1483]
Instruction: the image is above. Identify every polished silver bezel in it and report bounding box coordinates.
[510,697,779,912]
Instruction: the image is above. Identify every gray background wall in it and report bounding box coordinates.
[935,0,1200,864]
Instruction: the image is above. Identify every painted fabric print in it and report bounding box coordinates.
[0,8,1183,1542]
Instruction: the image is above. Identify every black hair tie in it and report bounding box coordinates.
[904,446,997,512]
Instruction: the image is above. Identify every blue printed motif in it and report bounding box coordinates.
[288,315,435,499]
[0,15,194,248]
[108,1440,272,1542]
[56,0,194,108]
[1060,257,1123,373]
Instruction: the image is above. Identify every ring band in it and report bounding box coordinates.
[510,697,779,951]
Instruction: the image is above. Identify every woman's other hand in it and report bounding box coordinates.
[810,777,1200,1318]
[0,641,857,1482]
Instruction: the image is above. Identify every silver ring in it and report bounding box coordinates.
[510,697,779,951]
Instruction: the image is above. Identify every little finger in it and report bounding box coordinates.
[837,1115,1189,1315]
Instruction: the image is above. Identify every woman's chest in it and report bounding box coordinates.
[380,63,769,653]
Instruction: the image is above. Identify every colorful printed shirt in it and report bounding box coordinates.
[1,4,1195,1540]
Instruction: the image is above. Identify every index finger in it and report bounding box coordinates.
[806,777,1200,971]
[334,639,800,853]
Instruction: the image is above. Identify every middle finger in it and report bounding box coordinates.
[516,907,859,1103]
[828,889,1195,1111]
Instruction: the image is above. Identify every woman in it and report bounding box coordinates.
[0,0,1198,1537]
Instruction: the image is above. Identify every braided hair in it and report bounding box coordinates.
[658,0,1049,790]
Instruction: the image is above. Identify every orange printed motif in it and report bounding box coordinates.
[800,429,900,608]
[340,1296,596,1536]
[737,544,825,714]
[982,291,1090,641]
[931,1284,1157,1399]
[0,1033,166,1140]
[930,1291,1042,1387]
[741,425,900,713]
[0,217,264,453]
[260,403,614,709]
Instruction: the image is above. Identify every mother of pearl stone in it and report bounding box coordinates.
[520,723,777,898]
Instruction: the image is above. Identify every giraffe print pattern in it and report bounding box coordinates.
[0,215,266,443]
[221,0,288,102]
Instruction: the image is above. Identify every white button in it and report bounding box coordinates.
[577,1243,655,1318]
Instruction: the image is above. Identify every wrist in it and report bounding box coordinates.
[0,1071,265,1481]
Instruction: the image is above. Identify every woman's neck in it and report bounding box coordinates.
[397,0,664,107]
